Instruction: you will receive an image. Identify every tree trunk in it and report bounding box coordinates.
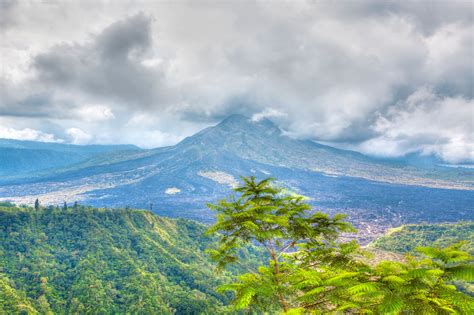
[270,250,289,312]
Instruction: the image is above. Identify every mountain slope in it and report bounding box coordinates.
[0,116,472,242]
[173,115,473,189]
[0,274,38,314]
[2,116,472,188]
[0,203,262,314]
[0,139,140,178]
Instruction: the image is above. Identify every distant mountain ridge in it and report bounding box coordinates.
[173,115,473,190]
[0,138,139,151]
[0,139,140,177]
[0,115,472,242]
[1,117,471,189]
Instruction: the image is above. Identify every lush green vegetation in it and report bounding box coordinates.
[207,176,474,314]
[1,177,473,314]
[370,222,474,254]
[0,203,261,314]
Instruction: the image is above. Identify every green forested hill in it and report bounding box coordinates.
[2,203,471,314]
[370,221,474,253]
[0,204,259,314]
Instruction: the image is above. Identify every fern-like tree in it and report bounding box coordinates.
[371,244,474,314]
[207,176,474,314]
[206,176,357,312]
[294,243,474,314]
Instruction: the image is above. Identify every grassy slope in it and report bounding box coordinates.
[0,204,260,314]
[369,221,474,254]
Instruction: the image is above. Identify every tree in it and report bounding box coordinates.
[293,243,474,314]
[63,202,68,211]
[34,199,40,211]
[206,176,356,312]
[207,176,474,314]
[372,244,474,314]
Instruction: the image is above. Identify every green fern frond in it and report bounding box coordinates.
[347,283,379,294]
[381,275,406,284]
[324,272,359,285]
[445,265,474,281]
[234,288,256,309]
[378,294,404,314]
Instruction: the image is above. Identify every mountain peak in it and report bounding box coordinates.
[176,114,282,149]
[217,114,252,126]
[216,114,280,133]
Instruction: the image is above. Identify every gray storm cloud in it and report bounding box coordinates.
[0,0,472,162]
[33,13,165,108]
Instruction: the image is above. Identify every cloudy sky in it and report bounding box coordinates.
[1,0,472,163]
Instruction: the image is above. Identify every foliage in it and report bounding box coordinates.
[0,203,261,314]
[370,222,474,254]
[207,176,474,314]
[206,176,357,313]
[294,244,474,314]
[0,274,38,314]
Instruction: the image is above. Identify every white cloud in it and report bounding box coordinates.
[141,57,163,68]
[66,128,92,145]
[423,23,473,96]
[357,88,474,163]
[126,112,157,127]
[251,108,286,122]
[0,126,61,143]
[0,1,472,162]
[126,129,183,149]
[75,104,115,122]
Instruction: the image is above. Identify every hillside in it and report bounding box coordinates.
[370,221,474,253]
[0,139,140,178]
[0,203,261,314]
[176,115,473,189]
[2,116,473,189]
[1,116,473,242]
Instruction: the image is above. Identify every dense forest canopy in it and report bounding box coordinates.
[1,181,473,314]
[0,203,261,314]
[371,222,474,254]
